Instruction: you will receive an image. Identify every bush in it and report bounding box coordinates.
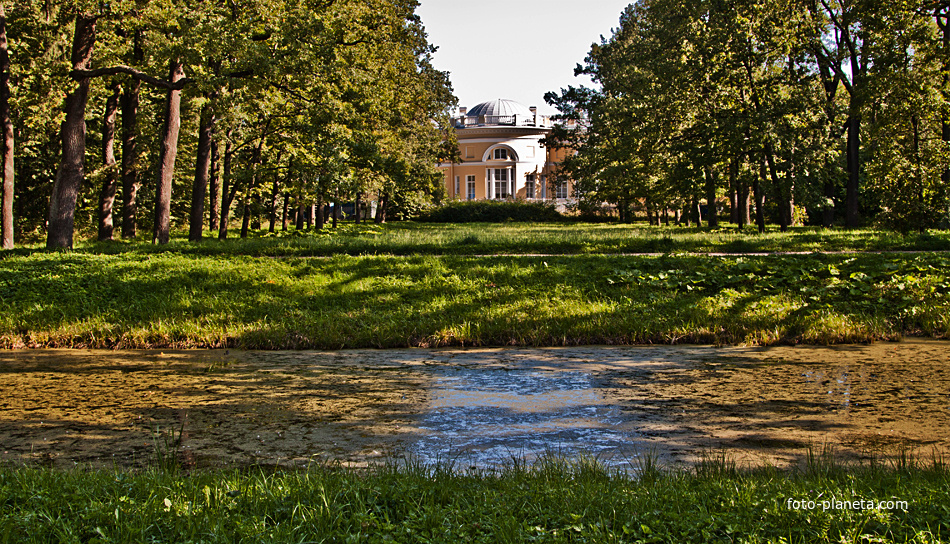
[417,199,563,223]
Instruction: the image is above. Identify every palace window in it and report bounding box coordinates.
[555,180,568,199]
[525,174,536,199]
[494,181,509,198]
[466,175,476,200]
[493,148,508,160]
[493,169,509,199]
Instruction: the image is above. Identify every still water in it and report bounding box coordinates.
[414,368,632,468]
[0,340,947,469]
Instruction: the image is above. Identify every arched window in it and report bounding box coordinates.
[485,145,517,162]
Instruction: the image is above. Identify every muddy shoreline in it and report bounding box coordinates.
[1,340,947,470]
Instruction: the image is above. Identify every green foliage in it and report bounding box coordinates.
[0,456,947,543]
[547,0,950,231]
[3,0,456,243]
[416,200,564,223]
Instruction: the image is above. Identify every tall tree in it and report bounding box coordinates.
[152,58,184,245]
[97,80,120,241]
[0,2,13,249]
[47,12,96,249]
[811,0,871,228]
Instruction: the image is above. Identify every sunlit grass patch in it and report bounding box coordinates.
[798,311,897,345]
[1,250,948,348]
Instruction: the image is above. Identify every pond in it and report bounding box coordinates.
[0,340,947,469]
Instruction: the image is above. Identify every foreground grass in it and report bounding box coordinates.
[0,250,947,348]
[1,457,947,543]
[11,223,950,257]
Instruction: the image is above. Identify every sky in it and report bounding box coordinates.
[416,0,632,115]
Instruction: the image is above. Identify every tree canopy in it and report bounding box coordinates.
[546,0,950,232]
[1,0,455,247]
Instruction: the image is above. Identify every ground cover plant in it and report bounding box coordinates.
[0,246,947,349]
[0,455,946,543]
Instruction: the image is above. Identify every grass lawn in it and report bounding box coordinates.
[0,234,947,348]
[10,222,950,257]
[1,456,947,543]
[3,223,949,541]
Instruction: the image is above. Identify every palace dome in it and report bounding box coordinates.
[466,98,535,119]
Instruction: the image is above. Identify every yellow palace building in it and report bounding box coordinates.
[439,98,573,202]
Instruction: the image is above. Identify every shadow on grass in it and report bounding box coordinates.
[1,252,947,348]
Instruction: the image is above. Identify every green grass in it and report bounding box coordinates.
[10,222,950,257]
[1,455,947,543]
[0,250,947,348]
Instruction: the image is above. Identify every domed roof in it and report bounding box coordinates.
[466,98,534,118]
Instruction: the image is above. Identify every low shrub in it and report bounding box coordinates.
[417,199,563,223]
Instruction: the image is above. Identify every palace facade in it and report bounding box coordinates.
[438,98,573,201]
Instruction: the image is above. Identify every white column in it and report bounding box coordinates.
[509,166,515,197]
[486,169,492,199]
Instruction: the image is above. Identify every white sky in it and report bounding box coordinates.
[416,0,632,115]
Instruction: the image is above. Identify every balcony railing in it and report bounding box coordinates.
[456,114,554,128]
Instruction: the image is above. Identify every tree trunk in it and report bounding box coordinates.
[218,139,233,239]
[332,198,339,228]
[739,182,750,228]
[251,192,261,231]
[152,58,184,245]
[691,193,701,227]
[316,199,324,229]
[121,77,141,239]
[97,81,120,241]
[0,4,14,249]
[704,166,718,228]
[240,196,250,238]
[754,159,767,233]
[189,104,214,241]
[209,139,220,232]
[281,192,289,231]
[354,192,362,224]
[375,194,388,223]
[729,162,738,226]
[937,9,950,224]
[47,14,96,249]
[913,114,924,232]
[764,144,787,232]
[295,203,305,230]
[268,155,281,233]
[845,114,860,228]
